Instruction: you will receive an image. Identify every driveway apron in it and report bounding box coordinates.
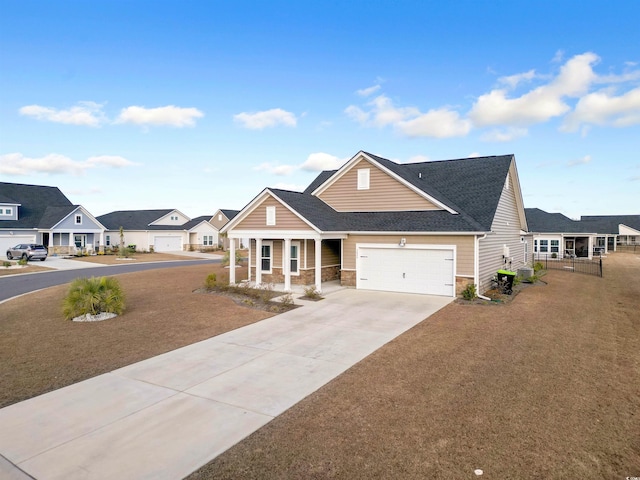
[0,289,452,480]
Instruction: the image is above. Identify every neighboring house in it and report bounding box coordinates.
[525,208,599,259]
[210,208,240,249]
[525,209,640,258]
[0,182,105,255]
[222,150,528,296]
[97,209,218,252]
[580,215,640,248]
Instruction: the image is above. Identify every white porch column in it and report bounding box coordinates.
[314,238,322,293]
[255,238,263,285]
[248,238,252,282]
[284,238,291,292]
[229,238,236,285]
[69,232,74,254]
[48,231,53,248]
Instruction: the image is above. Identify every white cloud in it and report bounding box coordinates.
[0,152,137,176]
[116,105,203,127]
[300,152,346,171]
[561,87,640,131]
[498,69,538,89]
[470,52,600,127]
[19,101,105,126]
[468,152,482,158]
[253,162,297,176]
[234,108,297,129]
[567,155,592,167]
[86,155,139,168]
[272,182,305,191]
[552,50,564,63]
[346,95,468,138]
[397,108,471,138]
[480,127,528,142]
[356,84,381,97]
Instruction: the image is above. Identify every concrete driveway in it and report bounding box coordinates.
[0,289,453,480]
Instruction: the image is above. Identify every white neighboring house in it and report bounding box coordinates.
[526,209,640,259]
[97,209,218,252]
[1,181,106,256]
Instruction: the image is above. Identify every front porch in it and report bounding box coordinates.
[227,235,344,293]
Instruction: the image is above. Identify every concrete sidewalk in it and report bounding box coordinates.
[0,289,453,480]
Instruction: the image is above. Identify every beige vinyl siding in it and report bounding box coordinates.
[342,234,474,276]
[478,163,526,293]
[318,158,441,212]
[235,196,310,230]
[210,213,228,230]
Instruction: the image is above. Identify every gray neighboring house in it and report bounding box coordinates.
[0,182,106,256]
[222,150,529,296]
[526,208,640,258]
[97,209,218,252]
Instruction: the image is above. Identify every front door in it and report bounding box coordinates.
[74,234,87,248]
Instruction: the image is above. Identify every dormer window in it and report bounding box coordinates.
[357,168,370,190]
[75,214,82,225]
[218,214,223,221]
[1,208,12,216]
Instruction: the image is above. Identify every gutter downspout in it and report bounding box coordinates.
[475,233,492,301]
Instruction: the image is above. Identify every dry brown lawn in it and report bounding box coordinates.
[188,253,640,480]
[0,264,271,408]
[71,252,208,264]
[1,254,639,479]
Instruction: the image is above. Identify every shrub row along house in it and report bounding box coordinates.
[0,182,237,254]
[222,151,529,296]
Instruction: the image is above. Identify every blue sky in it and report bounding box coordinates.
[1,1,639,220]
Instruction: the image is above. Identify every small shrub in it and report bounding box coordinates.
[461,283,477,301]
[127,245,136,253]
[303,285,323,300]
[3,261,11,268]
[533,262,544,273]
[205,273,217,289]
[512,276,521,286]
[551,252,557,259]
[18,257,28,266]
[221,249,243,266]
[62,276,125,320]
[242,298,255,307]
[149,246,154,254]
[525,275,539,283]
[279,292,294,308]
[258,283,274,303]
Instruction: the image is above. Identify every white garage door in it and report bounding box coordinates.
[0,236,35,257]
[154,236,182,252]
[357,246,455,296]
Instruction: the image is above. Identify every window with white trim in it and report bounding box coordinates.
[106,235,111,246]
[261,241,272,272]
[550,240,559,253]
[357,168,370,190]
[75,214,82,225]
[290,241,300,275]
[266,206,276,226]
[218,214,223,221]
[534,239,538,253]
[1,208,12,216]
[539,239,549,253]
[203,235,213,246]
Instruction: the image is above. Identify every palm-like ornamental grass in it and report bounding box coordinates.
[63,276,125,320]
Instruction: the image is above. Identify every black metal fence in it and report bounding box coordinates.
[532,253,603,277]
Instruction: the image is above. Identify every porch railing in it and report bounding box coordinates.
[532,253,603,277]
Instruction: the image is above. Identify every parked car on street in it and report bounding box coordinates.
[6,244,48,261]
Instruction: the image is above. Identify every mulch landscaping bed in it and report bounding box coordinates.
[0,264,272,408]
[188,253,640,480]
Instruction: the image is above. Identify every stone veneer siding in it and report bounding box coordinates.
[254,265,340,285]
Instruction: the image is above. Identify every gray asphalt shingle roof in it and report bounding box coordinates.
[97,210,175,230]
[580,215,640,234]
[220,209,240,220]
[268,153,516,233]
[0,182,76,229]
[525,208,589,233]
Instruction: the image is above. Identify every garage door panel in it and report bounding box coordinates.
[154,236,182,252]
[1,236,35,256]
[357,246,454,297]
